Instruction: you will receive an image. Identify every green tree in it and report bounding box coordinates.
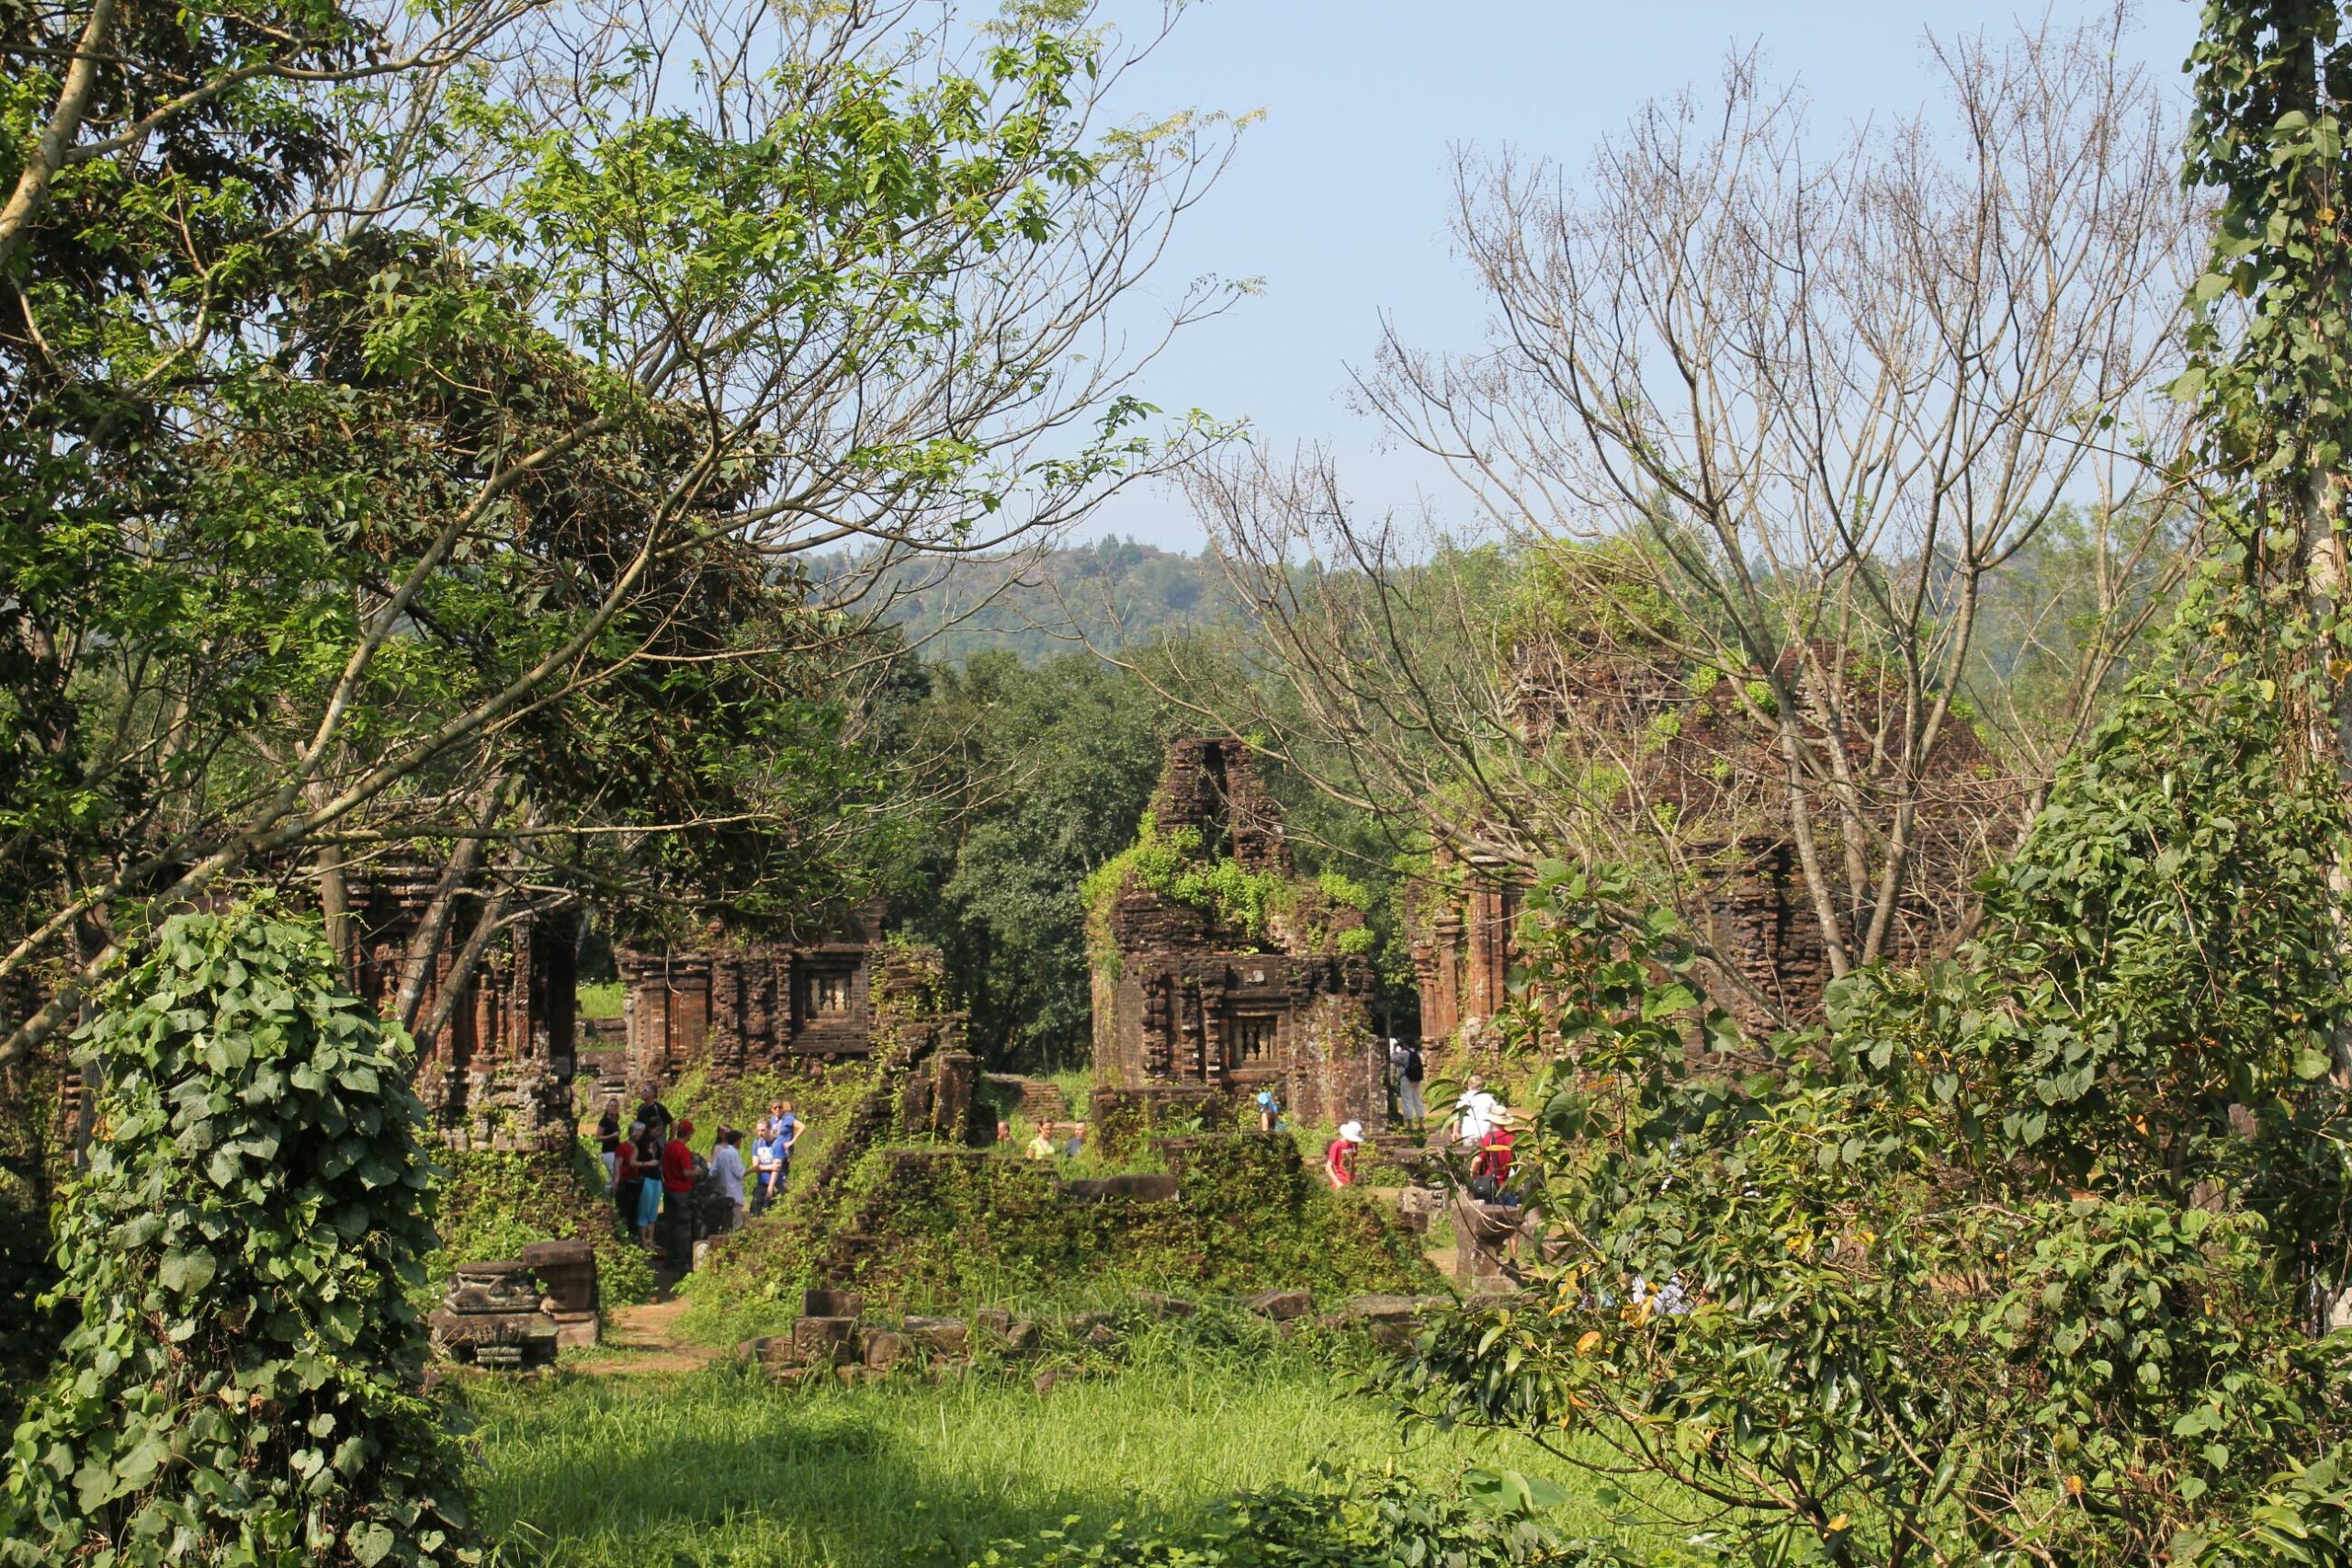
[1,0,1237,1070]
[1,905,473,1566]
[896,651,1176,1071]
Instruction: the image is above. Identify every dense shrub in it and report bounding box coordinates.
[1385,621,2352,1566]
[964,1464,1639,1567]
[0,906,476,1566]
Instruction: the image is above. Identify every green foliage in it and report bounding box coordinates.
[868,538,1240,664]
[2179,1,2352,517]
[966,1464,1633,1567]
[0,906,475,1567]
[890,652,1179,1070]
[1083,811,1289,951]
[573,983,625,1021]
[428,1145,652,1312]
[463,1353,1627,1568]
[1385,610,2352,1565]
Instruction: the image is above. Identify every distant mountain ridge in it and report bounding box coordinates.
[865,536,1239,664]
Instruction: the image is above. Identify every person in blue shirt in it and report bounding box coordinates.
[750,1117,781,1215]
[1253,1089,1283,1133]
[768,1100,803,1192]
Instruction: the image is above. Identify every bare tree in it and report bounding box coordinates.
[1156,8,2202,1023]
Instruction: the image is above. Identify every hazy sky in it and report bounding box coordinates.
[1068,0,2202,551]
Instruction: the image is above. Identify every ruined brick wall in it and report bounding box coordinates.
[1416,638,2012,1038]
[1092,739,1385,1131]
[1150,738,1291,874]
[619,907,884,1089]
[345,876,577,1151]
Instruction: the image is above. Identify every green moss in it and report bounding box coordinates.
[1335,927,1376,957]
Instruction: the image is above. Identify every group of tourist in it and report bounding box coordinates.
[594,1085,807,1245]
[1317,1068,1515,1195]
[1003,1120,1087,1160]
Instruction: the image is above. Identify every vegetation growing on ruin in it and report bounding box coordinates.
[680,1134,1437,1345]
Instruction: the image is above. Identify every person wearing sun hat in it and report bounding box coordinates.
[1324,1120,1364,1189]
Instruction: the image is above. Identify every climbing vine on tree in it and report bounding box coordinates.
[0,906,476,1567]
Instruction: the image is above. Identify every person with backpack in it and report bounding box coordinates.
[1388,1037,1425,1129]
[1470,1111,1517,1202]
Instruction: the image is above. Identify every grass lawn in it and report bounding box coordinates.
[465,1357,1647,1567]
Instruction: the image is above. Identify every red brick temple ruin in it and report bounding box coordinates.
[1412,637,2011,1044]
[617,905,887,1087]
[344,874,579,1150]
[1091,739,1385,1132]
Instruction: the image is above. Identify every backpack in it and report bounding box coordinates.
[1403,1045,1424,1084]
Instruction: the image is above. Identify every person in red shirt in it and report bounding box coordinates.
[662,1118,700,1202]
[1324,1121,1363,1189]
[1471,1116,1516,1201]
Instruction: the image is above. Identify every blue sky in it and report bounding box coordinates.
[1066,0,2202,550]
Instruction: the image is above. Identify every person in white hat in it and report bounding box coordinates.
[1324,1120,1364,1189]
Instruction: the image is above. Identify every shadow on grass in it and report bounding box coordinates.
[466,1361,1240,1568]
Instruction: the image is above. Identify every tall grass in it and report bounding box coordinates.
[466,1353,1651,1567]
[576,982,626,1021]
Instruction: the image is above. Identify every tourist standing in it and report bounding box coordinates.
[596,1097,623,1189]
[634,1082,673,1143]
[631,1123,662,1244]
[772,1100,802,1190]
[1388,1039,1425,1129]
[1025,1122,1057,1160]
[1061,1121,1086,1160]
[1254,1089,1283,1133]
[1324,1121,1363,1188]
[1452,1075,1499,1148]
[710,1128,748,1230]
[1470,1111,1517,1201]
[614,1121,647,1229]
[662,1119,698,1217]
[750,1117,779,1215]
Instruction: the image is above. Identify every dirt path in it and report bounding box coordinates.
[566,1297,722,1376]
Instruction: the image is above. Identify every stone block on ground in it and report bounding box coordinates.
[747,1336,798,1371]
[445,1282,541,1314]
[1341,1293,1443,1323]
[903,1316,969,1356]
[1007,1318,1040,1352]
[973,1308,1012,1339]
[517,1238,595,1269]
[1067,1311,1114,1337]
[547,1308,600,1349]
[862,1330,909,1370]
[1132,1292,1198,1319]
[792,1314,860,1365]
[1246,1289,1314,1322]
[429,1308,560,1368]
[1060,1173,1181,1204]
[804,1287,865,1319]
[1032,1369,1067,1395]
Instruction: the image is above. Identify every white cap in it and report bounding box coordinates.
[1339,1121,1363,1143]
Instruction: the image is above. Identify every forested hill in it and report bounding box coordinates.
[854,537,1239,663]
